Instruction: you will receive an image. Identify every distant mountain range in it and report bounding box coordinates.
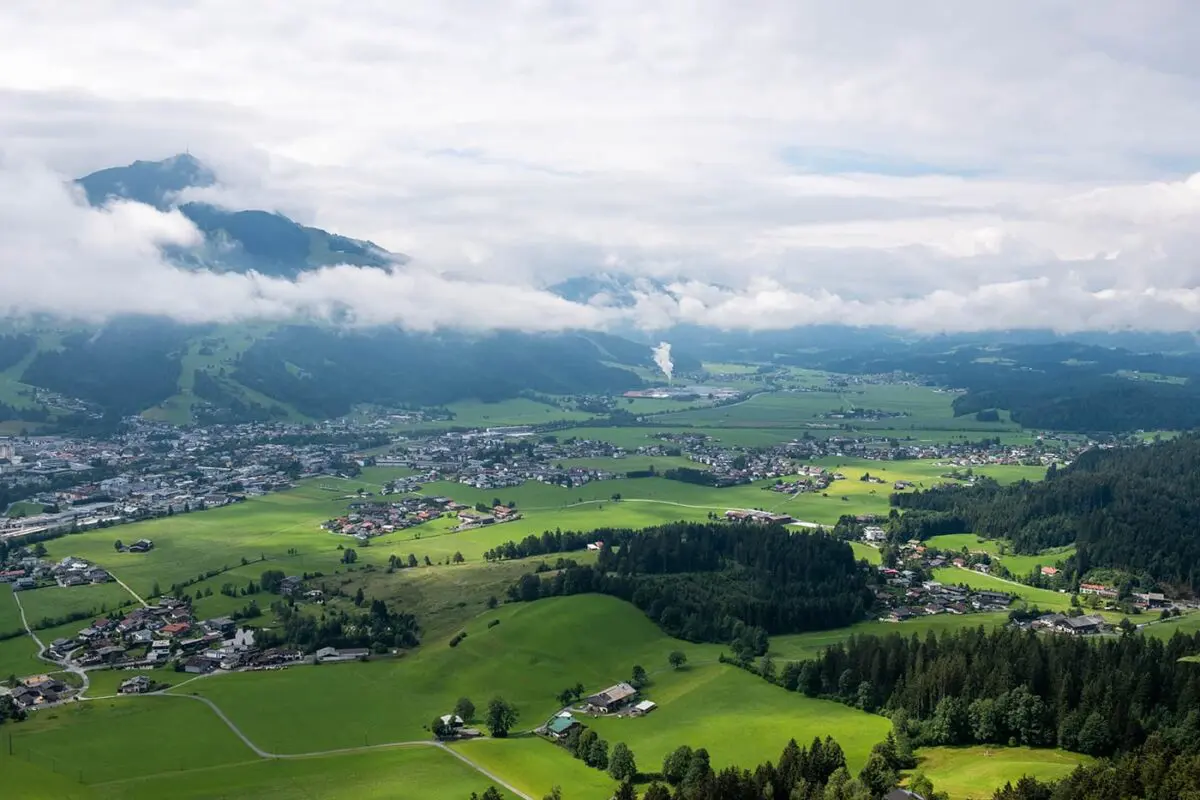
[77,154,401,279]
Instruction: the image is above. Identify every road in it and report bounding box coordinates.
[10,588,90,696]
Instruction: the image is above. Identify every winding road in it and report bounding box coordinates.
[11,588,90,695]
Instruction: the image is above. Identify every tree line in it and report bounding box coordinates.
[892,434,1200,589]
[506,522,872,655]
[777,626,1200,759]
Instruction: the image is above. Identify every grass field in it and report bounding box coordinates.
[188,595,887,774]
[5,696,255,783]
[0,755,98,799]
[455,738,617,800]
[769,613,1011,661]
[90,746,500,800]
[655,387,1020,434]
[16,583,140,631]
[1,584,27,636]
[1143,610,1200,640]
[924,534,1076,578]
[911,746,1090,799]
[0,630,45,680]
[584,662,890,773]
[932,567,1073,612]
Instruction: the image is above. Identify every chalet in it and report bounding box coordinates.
[546,713,582,740]
[161,622,191,638]
[1040,566,1059,576]
[128,539,154,553]
[439,714,465,730]
[586,682,638,714]
[12,577,36,591]
[119,675,152,694]
[315,647,370,663]
[886,608,916,623]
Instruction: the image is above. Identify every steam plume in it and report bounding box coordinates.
[652,341,674,382]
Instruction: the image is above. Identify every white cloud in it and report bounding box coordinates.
[1,1,1200,333]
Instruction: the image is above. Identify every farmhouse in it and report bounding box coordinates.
[586,682,638,714]
[128,539,155,553]
[546,712,582,740]
[119,675,152,694]
[1079,583,1118,599]
[1134,592,1167,609]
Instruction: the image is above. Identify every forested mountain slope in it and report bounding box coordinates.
[894,435,1200,590]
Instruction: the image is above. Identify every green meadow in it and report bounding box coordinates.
[454,738,618,800]
[911,746,1090,800]
[5,696,255,784]
[924,534,1076,578]
[90,746,499,800]
[768,613,1011,662]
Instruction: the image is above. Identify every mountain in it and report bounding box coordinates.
[76,155,402,279]
[548,273,673,308]
[77,153,215,209]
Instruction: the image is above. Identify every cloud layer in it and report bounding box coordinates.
[3,1,1200,333]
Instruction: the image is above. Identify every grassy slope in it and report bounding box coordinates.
[189,595,887,772]
[0,631,45,680]
[5,696,256,783]
[90,747,499,800]
[925,534,1076,578]
[932,567,1074,612]
[769,613,1011,662]
[455,738,617,800]
[0,755,98,800]
[16,583,139,631]
[911,746,1090,800]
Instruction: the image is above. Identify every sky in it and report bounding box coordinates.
[3,1,1200,333]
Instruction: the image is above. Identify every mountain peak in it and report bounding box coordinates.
[77,153,216,209]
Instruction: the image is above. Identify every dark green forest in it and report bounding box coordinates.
[507,522,872,654]
[892,435,1200,590]
[781,627,1200,758]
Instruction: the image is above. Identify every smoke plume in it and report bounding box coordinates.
[652,341,674,382]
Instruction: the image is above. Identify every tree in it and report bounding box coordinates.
[858,752,898,799]
[454,697,475,722]
[681,747,712,796]
[642,785,671,800]
[453,551,465,564]
[908,772,935,800]
[407,553,418,568]
[668,651,687,670]
[631,664,648,688]
[542,788,563,800]
[342,548,358,564]
[662,745,694,785]
[613,782,637,800]
[609,742,637,781]
[113,539,123,551]
[588,737,609,770]
[354,587,365,606]
[431,716,453,740]
[486,696,519,738]
[151,580,161,597]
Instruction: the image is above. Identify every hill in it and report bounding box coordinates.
[76,155,400,279]
[894,434,1200,589]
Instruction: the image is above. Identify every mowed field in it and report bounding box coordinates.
[188,596,888,778]
[654,387,1019,433]
[90,746,500,800]
[769,613,1011,662]
[911,746,1091,800]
